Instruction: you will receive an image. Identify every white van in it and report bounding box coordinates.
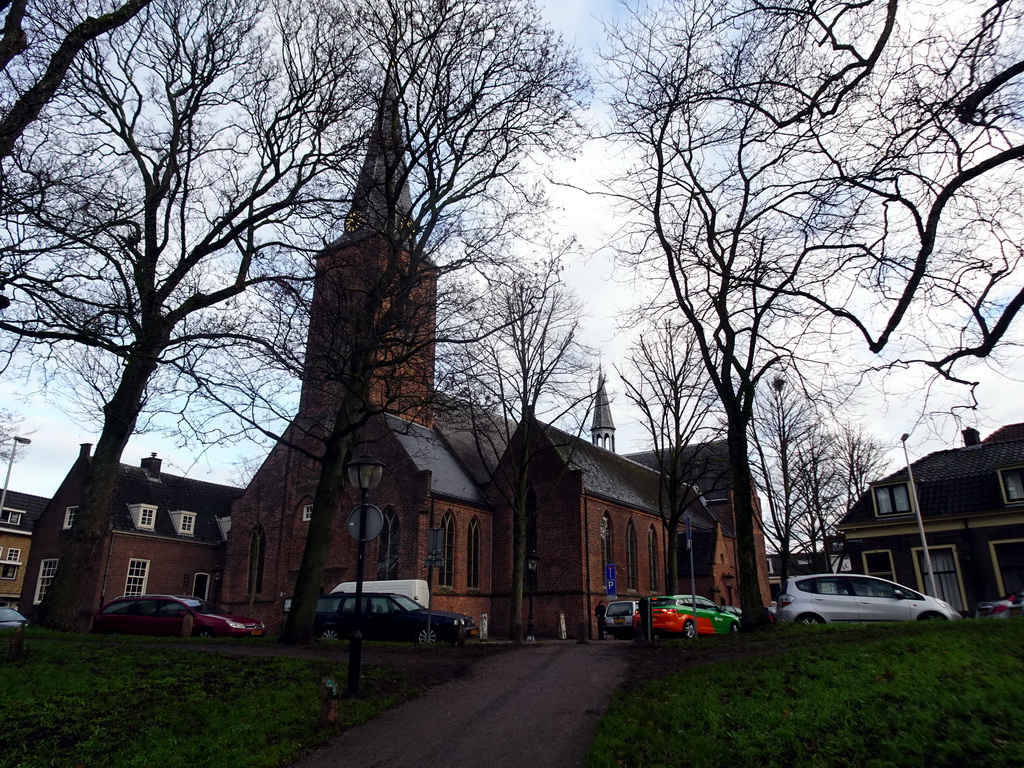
[330,579,431,608]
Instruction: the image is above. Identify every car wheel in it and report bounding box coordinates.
[319,627,341,640]
[683,619,696,639]
[797,614,824,625]
[194,627,215,638]
[917,612,948,621]
[418,628,437,644]
[729,621,740,633]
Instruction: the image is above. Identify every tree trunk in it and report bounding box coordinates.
[279,427,353,645]
[726,420,767,630]
[36,353,159,631]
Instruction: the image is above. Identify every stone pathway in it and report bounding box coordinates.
[289,641,631,768]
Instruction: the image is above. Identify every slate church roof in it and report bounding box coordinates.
[386,414,489,506]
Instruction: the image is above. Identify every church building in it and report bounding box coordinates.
[217,95,770,638]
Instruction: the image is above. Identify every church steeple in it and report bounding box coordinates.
[343,72,414,241]
[299,71,436,429]
[591,372,616,452]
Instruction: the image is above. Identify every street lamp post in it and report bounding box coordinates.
[526,551,540,641]
[345,453,385,697]
[901,433,938,597]
[0,436,31,518]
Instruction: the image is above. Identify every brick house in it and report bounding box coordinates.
[0,489,47,609]
[838,424,1024,614]
[19,444,241,630]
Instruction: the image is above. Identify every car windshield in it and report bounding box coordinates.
[606,603,634,616]
[181,598,227,615]
[390,595,420,611]
[0,607,24,621]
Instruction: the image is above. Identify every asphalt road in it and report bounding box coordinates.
[290,640,631,768]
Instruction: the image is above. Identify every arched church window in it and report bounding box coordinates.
[526,487,538,555]
[649,525,659,592]
[626,519,638,590]
[467,517,480,590]
[247,526,266,596]
[376,508,400,580]
[440,511,456,588]
[601,513,613,570]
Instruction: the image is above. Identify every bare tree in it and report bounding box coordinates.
[0,0,368,631]
[442,254,594,638]
[604,0,826,626]
[0,0,153,160]
[196,0,588,644]
[619,319,724,590]
[752,375,816,587]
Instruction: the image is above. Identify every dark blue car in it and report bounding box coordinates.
[314,592,477,643]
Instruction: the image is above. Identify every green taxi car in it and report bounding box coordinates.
[635,594,741,638]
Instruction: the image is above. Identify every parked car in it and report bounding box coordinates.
[91,595,266,638]
[314,592,478,643]
[975,594,1024,618]
[776,574,962,624]
[604,600,639,639]
[634,595,741,639]
[0,607,28,629]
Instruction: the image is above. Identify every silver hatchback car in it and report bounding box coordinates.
[777,573,961,624]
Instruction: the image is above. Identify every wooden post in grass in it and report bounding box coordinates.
[7,622,25,660]
[320,676,340,728]
[181,613,194,638]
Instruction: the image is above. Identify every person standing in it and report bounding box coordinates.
[595,600,606,640]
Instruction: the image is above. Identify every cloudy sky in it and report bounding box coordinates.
[2,0,1022,499]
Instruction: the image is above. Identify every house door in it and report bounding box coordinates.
[192,573,210,601]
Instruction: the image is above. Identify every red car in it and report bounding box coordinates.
[92,594,265,638]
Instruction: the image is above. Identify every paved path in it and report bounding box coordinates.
[290,641,631,768]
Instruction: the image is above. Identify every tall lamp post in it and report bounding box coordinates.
[526,551,540,641]
[346,453,385,697]
[901,434,938,597]
[0,436,31,518]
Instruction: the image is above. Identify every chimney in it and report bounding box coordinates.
[962,428,981,447]
[79,443,92,459]
[141,453,162,479]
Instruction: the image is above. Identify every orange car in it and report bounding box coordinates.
[634,595,740,638]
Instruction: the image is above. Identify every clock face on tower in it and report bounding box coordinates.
[345,209,365,233]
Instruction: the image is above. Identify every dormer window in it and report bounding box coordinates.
[128,504,158,531]
[63,506,78,529]
[0,509,22,525]
[873,483,912,516]
[169,510,196,536]
[1000,467,1024,504]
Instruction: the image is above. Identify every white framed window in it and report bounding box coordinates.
[302,504,313,522]
[35,559,58,603]
[63,506,78,529]
[124,559,150,597]
[128,504,157,531]
[6,547,21,562]
[872,483,912,516]
[0,509,22,525]
[999,467,1024,504]
[169,510,196,536]
[1,563,17,579]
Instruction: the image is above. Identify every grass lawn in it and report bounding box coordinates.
[588,619,1024,768]
[0,630,447,768]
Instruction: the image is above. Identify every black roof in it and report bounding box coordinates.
[385,414,488,506]
[0,490,48,532]
[841,436,1024,525]
[109,463,241,544]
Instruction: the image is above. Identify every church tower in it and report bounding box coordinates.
[591,372,616,452]
[299,82,437,429]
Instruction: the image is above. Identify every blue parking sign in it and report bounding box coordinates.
[605,564,616,597]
